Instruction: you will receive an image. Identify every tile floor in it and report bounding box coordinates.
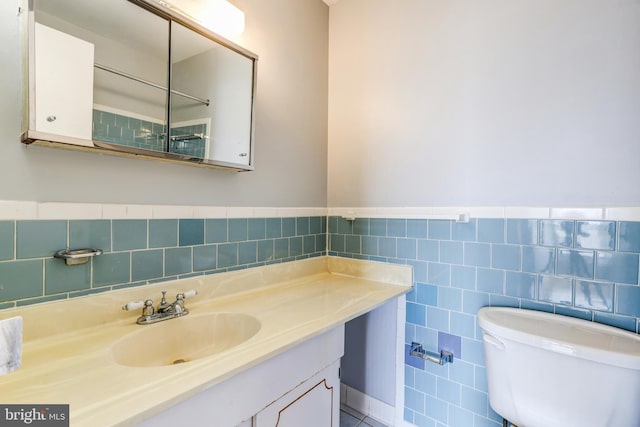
[340,404,389,427]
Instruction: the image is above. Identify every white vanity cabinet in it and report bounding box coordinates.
[253,360,340,427]
[137,326,344,427]
[33,23,94,143]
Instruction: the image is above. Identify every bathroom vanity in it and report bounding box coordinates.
[0,257,411,426]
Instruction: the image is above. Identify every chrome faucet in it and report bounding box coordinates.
[122,290,198,325]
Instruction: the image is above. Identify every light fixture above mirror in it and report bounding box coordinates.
[155,0,245,38]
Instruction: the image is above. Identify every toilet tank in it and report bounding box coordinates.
[478,307,640,427]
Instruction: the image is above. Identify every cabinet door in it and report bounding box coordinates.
[34,23,94,141]
[254,361,340,427]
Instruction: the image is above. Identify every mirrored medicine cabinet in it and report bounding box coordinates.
[21,0,258,171]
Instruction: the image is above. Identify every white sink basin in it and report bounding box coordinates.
[111,313,261,367]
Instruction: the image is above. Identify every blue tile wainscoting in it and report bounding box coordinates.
[0,216,326,308]
[328,216,640,427]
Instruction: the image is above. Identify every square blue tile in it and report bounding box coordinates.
[248,218,266,240]
[491,244,521,270]
[218,243,238,268]
[69,220,111,252]
[538,275,573,305]
[149,219,178,248]
[17,220,68,258]
[263,218,282,239]
[370,218,387,236]
[428,220,451,240]
[450,312,476,339]
[309,217,322,234]
[407,219,428,238]
[476,268,504,294]
[407,302,426,326]
[0,259,43,302]
[416,283,437,306]
[596,251,639,284]
[303,235,316,254]
[257,240,274,262]
[438,287,462,311]
[478,219,505,243]
[330,234,345,252]
[336,217,353,235]
[436,377,461,404]
[379,237,396,257]
[239,241,257,264]
[179,219,204,246]
[112,220,147,251]
[193,244,216,271]
[505,271,536,299]
[165,247,192,276]
[463,242,490,267]
[616,285,640,317]
[557,249,594,279]
[352,218,369,236]
[428,262,450,286]
[540,220,574,247]
[440,241,463,264]
[574,280,614,312]
[417,239,439,262]
[274,238,289,259]
[282,218,296,237]
[205,219,228,243]
[507,219,538,245]
[289,237,303,257]
[396,238,417,259]
[452,219,476,242]
[522,246,555,274]
[575,221,615,251]
[388,219,407,237]
[45,258,90,294]
[451,265,476,290]
[345,235,361,254]
[131,249,163,281]
[0,221,14,260]
[93,252,131,287]
[619,222,640,253]
[296,217,310,236]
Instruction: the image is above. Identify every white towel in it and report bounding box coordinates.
[0,316,22,376]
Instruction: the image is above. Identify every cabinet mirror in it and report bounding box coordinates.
[22,0,258,171]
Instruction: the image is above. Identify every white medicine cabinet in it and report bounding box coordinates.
[21,0,258,171]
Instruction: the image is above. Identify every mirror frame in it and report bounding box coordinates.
[20,0,258,172]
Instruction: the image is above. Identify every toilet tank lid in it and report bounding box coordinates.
[478,307,640,370]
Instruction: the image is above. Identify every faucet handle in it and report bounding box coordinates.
[182,289,198,299]
[122,301,144,311]
[158,290,170,311]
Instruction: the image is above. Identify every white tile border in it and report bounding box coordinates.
[0,201,328,220]
[2,201,640,221]
[329,206,640,221]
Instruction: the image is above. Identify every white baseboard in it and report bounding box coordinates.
[340,384,396,426]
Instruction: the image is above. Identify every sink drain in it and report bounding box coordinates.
[172,358,188,365]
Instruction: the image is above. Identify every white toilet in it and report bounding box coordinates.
[478,307,640,427]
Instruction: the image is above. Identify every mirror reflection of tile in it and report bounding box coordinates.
[92,109,207,157]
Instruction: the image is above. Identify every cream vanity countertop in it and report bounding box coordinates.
[0,256,412,426]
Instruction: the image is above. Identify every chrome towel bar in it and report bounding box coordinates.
[410,342,454,366]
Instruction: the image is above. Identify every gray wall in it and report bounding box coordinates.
[1,0,328,207]
[328,0,640,207]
